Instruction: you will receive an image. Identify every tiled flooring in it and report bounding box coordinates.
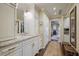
[43,41,63,56]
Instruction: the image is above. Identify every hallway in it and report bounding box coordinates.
[43,41,63,56]
[0,3,79,56]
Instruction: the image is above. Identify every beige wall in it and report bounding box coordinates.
[39,11,50,48]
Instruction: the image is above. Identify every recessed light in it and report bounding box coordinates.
[53,7,56,10]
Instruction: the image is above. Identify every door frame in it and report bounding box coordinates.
[50,18,61,42]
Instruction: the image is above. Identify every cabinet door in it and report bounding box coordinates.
[38,36,42,49]
[15,49,23,56]
[7,49,22,56]
[0,4,15,41]
[33,37,39,55]
[23,43,33,56]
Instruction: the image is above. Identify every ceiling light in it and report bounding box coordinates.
[53,7,56,10]
[24,12,33,19]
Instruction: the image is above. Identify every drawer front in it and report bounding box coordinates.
[0,47,17,56]
[6,48,22,56]
[0,44,21,56]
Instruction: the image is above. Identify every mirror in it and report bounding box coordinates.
[16,9,24,34]
[70,6,76,48]
[64,17,70,34]
[63,17,70,43]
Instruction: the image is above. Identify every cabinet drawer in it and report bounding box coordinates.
[6,48,22,56]
[0,43,22,56]
[0,46,17,56]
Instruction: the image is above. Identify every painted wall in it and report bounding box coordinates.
[40,11,50,48]
[24,5,37,35]
[34,9,40,35]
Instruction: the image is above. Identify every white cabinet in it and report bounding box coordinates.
[22,36,40,56]
[5,43,23,56]
[33,37,39,55]
[16,49,23,56]
[14,43,23,56]
[3,36,40,56]
[8,49,22,56]
[23,43,33,56]
[0,4,16,41]
[38,36,42,50]
[23,39,33,56]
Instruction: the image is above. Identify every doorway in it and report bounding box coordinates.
[51,20,60,41]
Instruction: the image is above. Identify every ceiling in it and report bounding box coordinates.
[35,3,73,19]
[17,3,73,19]
[17,3,34,11]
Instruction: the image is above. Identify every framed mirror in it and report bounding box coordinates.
[70,6,76,48]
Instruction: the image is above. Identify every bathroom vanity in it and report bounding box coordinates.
[0,35,41,56]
